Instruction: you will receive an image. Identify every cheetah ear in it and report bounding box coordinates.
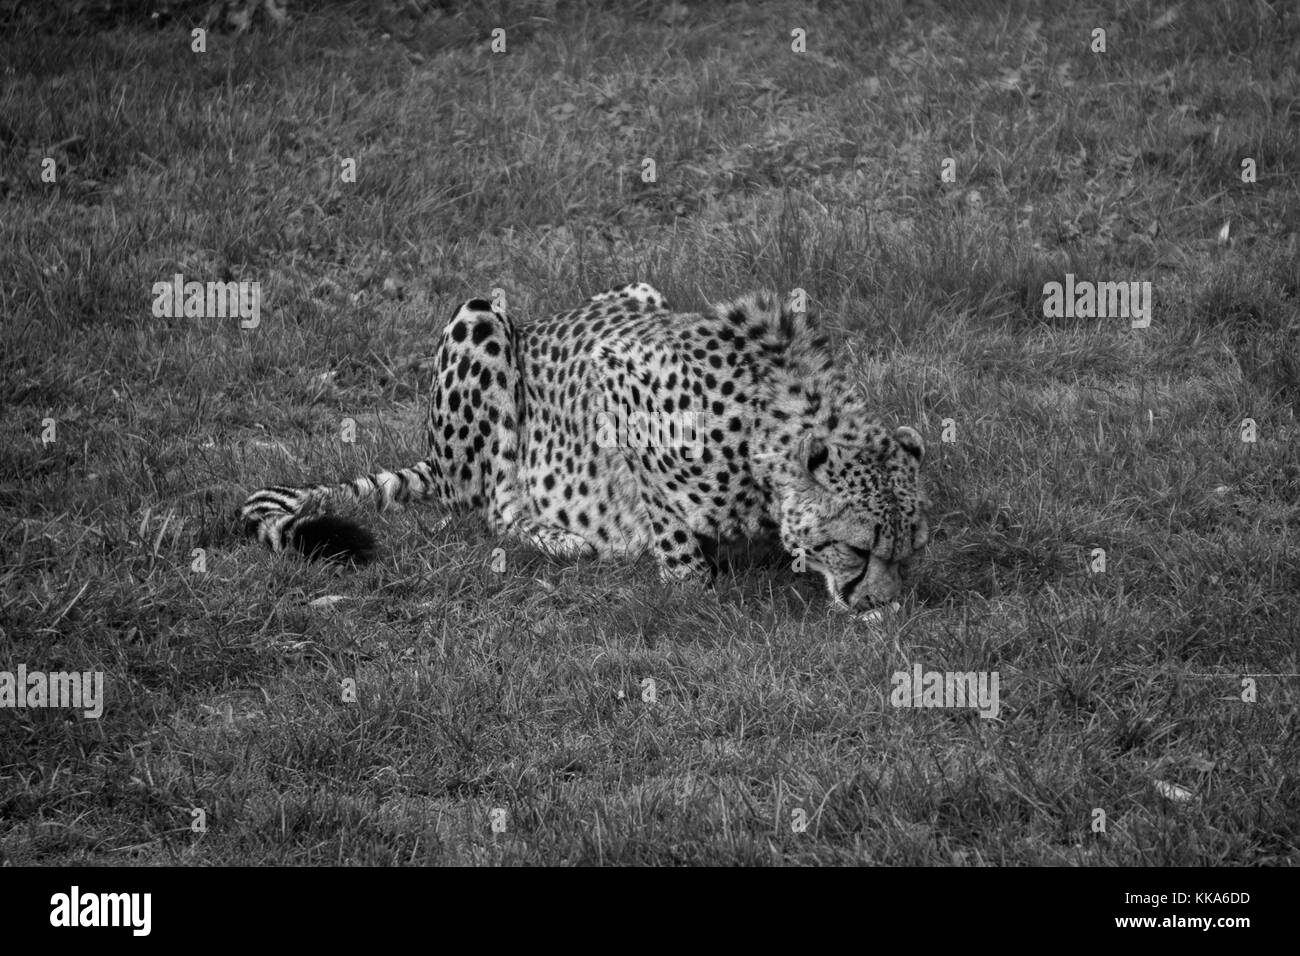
[893,426,924,463]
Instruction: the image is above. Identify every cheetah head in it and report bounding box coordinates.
[777,424,929,613]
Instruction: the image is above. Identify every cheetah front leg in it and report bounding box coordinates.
[591,336,714,587]
[635,489,714,587]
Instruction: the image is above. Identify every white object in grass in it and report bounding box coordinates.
[857,601,901,625]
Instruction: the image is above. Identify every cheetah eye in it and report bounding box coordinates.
[807,441,829,474]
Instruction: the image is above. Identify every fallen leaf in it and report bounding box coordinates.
[1151,6,1180,29]
[1153,779,1195,803]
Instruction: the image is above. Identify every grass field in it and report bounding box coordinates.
[1,0,1298,865]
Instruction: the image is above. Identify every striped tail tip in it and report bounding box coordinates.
[290,514,378,564]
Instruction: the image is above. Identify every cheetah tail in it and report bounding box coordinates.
[238,457,442,563]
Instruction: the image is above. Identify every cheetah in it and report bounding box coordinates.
[239,283,929,613]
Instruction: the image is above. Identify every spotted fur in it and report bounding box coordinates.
[238,283,928,611]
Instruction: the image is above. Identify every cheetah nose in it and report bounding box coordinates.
[849,556,902,607]
[874,563,903,602]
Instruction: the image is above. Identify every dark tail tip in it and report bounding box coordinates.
[291,514,378,564]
